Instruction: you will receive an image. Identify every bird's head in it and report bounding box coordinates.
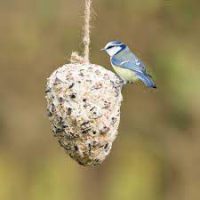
[101,41,127,57]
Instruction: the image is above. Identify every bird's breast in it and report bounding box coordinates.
[112,64,138,82]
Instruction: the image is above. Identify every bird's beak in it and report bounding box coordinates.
[101,48,105,51]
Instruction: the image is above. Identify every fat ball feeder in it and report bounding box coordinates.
[45,0,123,166]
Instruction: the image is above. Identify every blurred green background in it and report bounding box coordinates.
[0,0,200,199]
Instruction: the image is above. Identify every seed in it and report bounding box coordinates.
[51,104,56,112]
[55,127,63,133]
[67,107,72,115]
[70,94,76,99]
[82,128,91,134]
[90,107,95,111]
[45,88,51,93]
[88,143,91,151]
[74,145,79,151]
[78,161,84,165]
[104,143,109,150]
[81,121,90,126]
[47,110,52,117]
[59,97,64,103]
[69,83,74,89]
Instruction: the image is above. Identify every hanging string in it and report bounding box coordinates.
[83,0,91,63]
[71,0,92,64]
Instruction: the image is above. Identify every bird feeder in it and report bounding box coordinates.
[45,0,123,166]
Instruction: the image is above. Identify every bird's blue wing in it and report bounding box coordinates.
[111,48,156,88]
[134,71,156,88]
[111,48,146,73]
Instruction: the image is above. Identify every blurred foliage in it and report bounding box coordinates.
[0,0,200,200]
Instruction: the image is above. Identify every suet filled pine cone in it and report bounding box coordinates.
[46,63,123,166]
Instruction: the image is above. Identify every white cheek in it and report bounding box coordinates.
[107,47,121,56]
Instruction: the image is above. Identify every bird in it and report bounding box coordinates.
[101,41,157,88]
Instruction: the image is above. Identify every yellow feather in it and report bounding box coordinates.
[112,65,139,82]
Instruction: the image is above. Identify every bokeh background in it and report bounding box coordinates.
[0,0,200,199]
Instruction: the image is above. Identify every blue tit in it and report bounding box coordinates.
[102,41,157,88]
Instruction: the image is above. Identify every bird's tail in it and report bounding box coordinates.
[135,71,157,88]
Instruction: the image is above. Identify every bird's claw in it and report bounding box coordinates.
[119,78,127,85]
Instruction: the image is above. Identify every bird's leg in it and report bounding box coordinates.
[122,79,128,85]
[116,75,127,85]
[115,76,127,90]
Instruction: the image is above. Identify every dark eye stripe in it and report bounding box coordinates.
[107,46,114,49]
